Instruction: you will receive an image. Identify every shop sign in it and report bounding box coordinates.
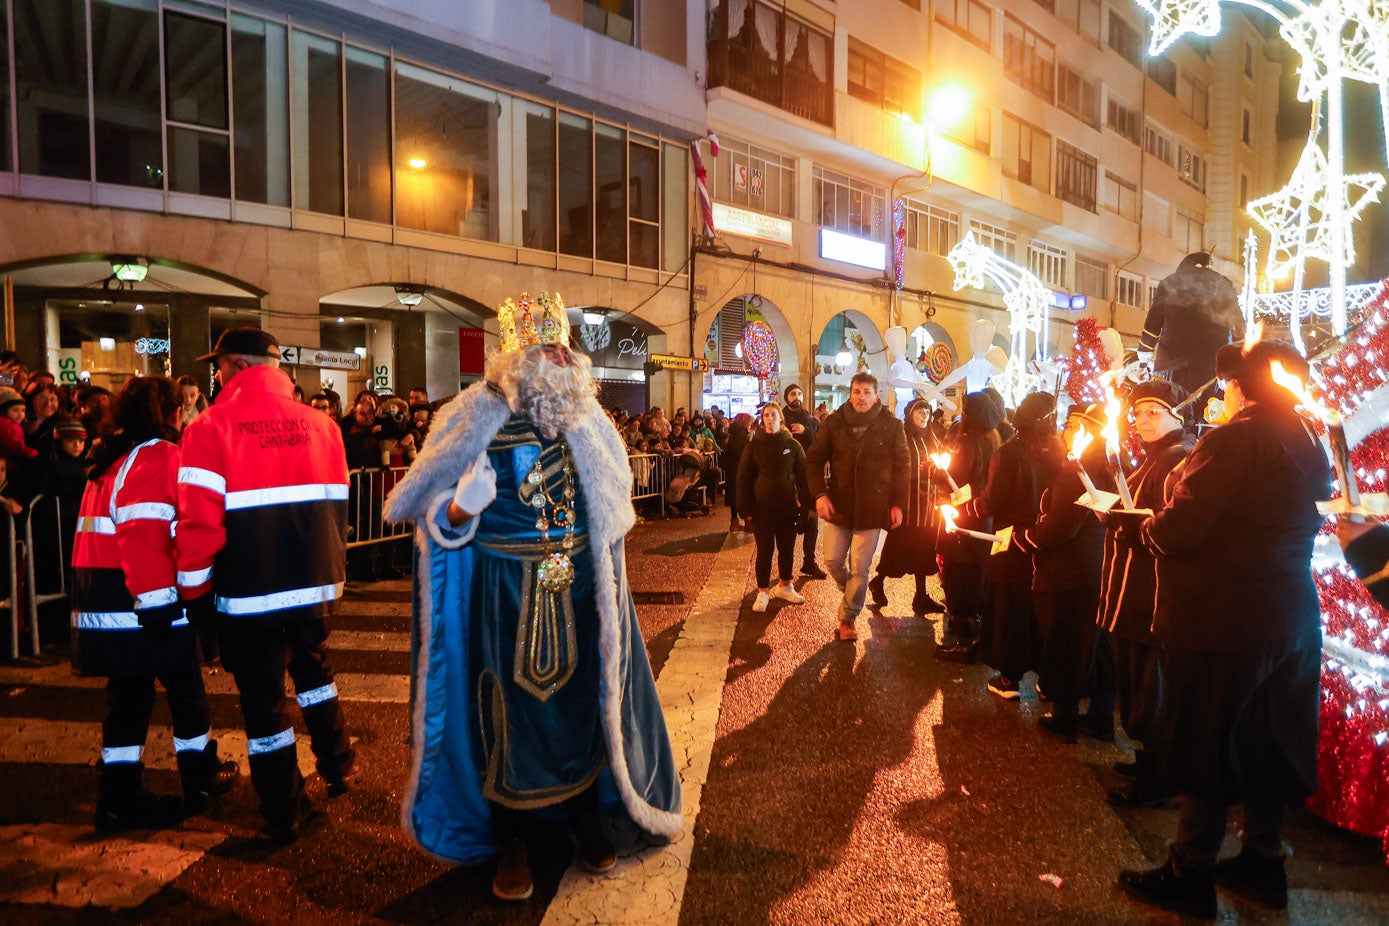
[279,345,361,371]
[135,337,169,355]
[820,229,886,271]
[57,350,82,385]
[713,203,792,247]
[459,327,485,375]
[648,353,707,372]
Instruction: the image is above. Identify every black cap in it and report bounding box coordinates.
[1129,379,1188,410]
[196,326,281,363]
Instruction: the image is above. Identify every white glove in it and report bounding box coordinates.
[452,454,497,517]
[1135,350,1154,368]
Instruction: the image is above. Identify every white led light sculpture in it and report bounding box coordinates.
[944,232,1053,407]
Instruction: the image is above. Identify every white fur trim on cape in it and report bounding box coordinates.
[396,386,681,840]
[423,488,479,549]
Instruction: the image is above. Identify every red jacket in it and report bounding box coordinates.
[176,366,348,620]
[71,438,196,676]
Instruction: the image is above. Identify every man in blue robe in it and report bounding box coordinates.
[384,293,682,901]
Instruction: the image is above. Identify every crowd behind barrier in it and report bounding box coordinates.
[3,494,70,660]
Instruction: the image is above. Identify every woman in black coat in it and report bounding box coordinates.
[737,403,810,613]
[869,397,945,614]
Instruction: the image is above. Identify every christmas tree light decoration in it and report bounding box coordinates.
[946,232,1052,407]
[1134,0,1389,336]
[1060,318,1109,406]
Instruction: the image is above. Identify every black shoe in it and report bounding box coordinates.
[1213,848,1288,910]
[935,642,976,664]
[1079,711,1115,742]
[178,741,239,814]
[95,789,184,834]
[1037,712,1078,744]
[325,771,355,798]
[800,563,828,580]
[1118,856,1216,920]
[264,793,313,845]
[912,593,945,615]
[1107,778,1178,809]
[492,837,534,901]
[868,576,888,607]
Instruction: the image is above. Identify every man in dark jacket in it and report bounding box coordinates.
[1121,342,1331,919]
[1137,252,1241,396]
[783,382,827,578]
[805,372,908,641]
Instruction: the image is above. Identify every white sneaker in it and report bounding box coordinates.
[772,585,805,604]
[752,591,770,612]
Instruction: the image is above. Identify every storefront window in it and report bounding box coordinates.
[92,0,161,188]
[166,10,230,197]
[52,301,173,392]
[558,113,592,257]
[628,137,660,269]
[292,30,343,215]
[521,103,556,251]
[394,63,497,238]
[346,48,391,224]
[0,5,10,173]
[232,15,289,206]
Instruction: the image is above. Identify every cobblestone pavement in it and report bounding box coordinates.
[2,512,1388,924]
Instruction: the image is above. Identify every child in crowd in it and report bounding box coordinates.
[0,387,38,489]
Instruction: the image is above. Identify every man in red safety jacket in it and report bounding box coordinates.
[177,326,353,843]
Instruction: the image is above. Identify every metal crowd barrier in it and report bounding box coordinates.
[26,494,69,656]
[626,450,723,518]
[347,466,414,549]
[1,510,18,661]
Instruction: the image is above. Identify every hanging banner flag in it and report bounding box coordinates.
[691,131,720,242]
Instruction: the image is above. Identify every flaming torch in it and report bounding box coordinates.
[1100,387,1137,510]
[1269,360,1358,509]
[930,452,959,493]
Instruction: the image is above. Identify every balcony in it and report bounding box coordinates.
[706,1,834,128]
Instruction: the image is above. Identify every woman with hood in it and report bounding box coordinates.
[935,390,1004,662]
[722,412,754,531]
[737,403,810,612]
[957,391,1064,698]
[868,397,946,615]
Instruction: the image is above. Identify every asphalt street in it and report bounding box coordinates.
[2,512,1388,924]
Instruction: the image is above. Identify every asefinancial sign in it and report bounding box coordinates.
[819,228,886,271]
[713,203,793,247]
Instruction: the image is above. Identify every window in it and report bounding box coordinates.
[558,113,594,257]
[905,201,961,255]
[1057,64,1099,126]
[1075,255,1108,299]
[814,167,886,238]
[1241,108,1252,145]
[947,104,993,155]
[847,39,922,119]
[1148,57,1177,95]
[1175,209,1204,251]
[232,15,290,206]
[394,63,498,239]
[899,0,922,8]
[1116,271,1144,308]
[629,136,661,269]
[166,11,231,199]
[1144,125,1174,165]
[1003,113,1051,192]
[291,31,344,215]
[1177,145,1206,192]
[662,143,689,271]
[1056,142,1097,211]
[1177,71,1209,126]
[1143,192,1171,236]
[1106,96,1142,145]
[969,219,1017,261]
[583,0,635,44]
[1239,173,1250,208]
[93,0,161,188]
[345,49,390,223]
[709,1,833,126]
[937,0,992,51]
[521,103,556,251]
[1028,241,1068,288]
[1101,170,1138,220]
[712,136,796,218]
[1056,0,1101,45]
[1003,15,1055,102]
[1243,42,1254,78]
[594,124,627,264]
[1108,12,1142,68]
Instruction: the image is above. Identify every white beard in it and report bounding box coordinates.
[490,347,598,440]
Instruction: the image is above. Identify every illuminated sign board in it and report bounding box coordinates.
[819,229,886,271]
[712,203,793,247]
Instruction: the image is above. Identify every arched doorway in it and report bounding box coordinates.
[700,294,799,416]
[569,306,665,415]
[813,310,886,412]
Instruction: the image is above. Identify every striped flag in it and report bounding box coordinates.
[691,131,719,242]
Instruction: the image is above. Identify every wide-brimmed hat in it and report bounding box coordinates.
[196,326,281,363]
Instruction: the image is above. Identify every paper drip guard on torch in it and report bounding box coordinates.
[1067,426,1122,513]
[939,504,1013,555]
[930,452,972,506]
[1270,360,1361,514]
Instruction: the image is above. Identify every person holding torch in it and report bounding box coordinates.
[1120,341,1331,919]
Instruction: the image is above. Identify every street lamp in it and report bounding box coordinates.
[835,338,852,368]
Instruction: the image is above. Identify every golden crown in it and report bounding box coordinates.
[497,291,570,353]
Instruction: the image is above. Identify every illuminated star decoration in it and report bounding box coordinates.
[1245,140,1384,282]
[1132,0,1224,55]
[945,232,1052,407]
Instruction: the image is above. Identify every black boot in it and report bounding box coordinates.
[868,574,888,607]
[1108,775,1178,808]
[1038,706,1079,744]
[911,575,944,615]
[1213,848,1288,909]
[178,741,239,815]
[1118,855,1216,920]
[94,760,183,833]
